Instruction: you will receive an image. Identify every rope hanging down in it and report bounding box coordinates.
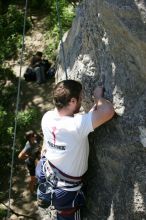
[56,0,68,80]
[7,0,28,218]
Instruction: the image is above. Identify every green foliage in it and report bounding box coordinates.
[0,68,17,112]
[0,208,7,218]
[16,108,41,146]
[2,0,76,61]
[6,5,30,33]
[0,5,31,60]
[17,108,40,129]
[24,0,79,10]
[44,0,75,60]
[29,0,48,9]
[0,106,12,147]
[0,66,41,168]
[0,106,8,135]
[0,67,17,146]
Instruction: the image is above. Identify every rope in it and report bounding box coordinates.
[56,0,68,80]
[7,0,28,218]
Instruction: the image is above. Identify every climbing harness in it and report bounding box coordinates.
[43,160,83,189]
[37,157,84,217]
[7,0,28,218]
[56,0,68,80]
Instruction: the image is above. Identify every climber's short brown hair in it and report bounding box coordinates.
[53,80,82,109]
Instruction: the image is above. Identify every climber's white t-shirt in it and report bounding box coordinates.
[41,109,94,177]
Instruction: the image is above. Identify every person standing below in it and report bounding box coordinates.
[37,80,115,220]
[18,130,41,194]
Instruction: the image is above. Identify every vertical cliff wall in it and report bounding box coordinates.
[56,0,146,219]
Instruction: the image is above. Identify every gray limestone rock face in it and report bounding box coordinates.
[56,0,146,219]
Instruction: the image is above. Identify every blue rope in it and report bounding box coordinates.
[7,0,28,218]
[56,0,68,80]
